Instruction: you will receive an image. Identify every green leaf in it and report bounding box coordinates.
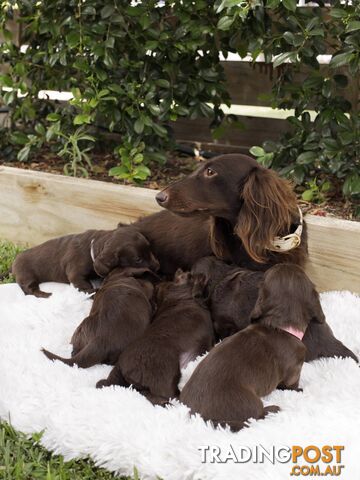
[297,151,317,164]
[258,153,273,168]
[156,79,170,88]
[302,189,314,202]
[330,8,347,19]
[249,146,265,157]
[266,0,280,8]
[35,123,46,136]
[66,31,79,48]
[73,114,92,125]
[330,52,355,69]
[282,0,297,12]
[101,5,115,19]
[134,118,145,134]
[17,146,31,162]
[148,104,161,116]
[273,51,297,68]
[152,123,168,137]
[109,165,130,178]
[133,153,144,164]
[46,113,61,122]
[217,16,234,31]
[283,31,295,45]
[0,74,13,88]
[346,21,360,33]
[11,132,29,145]
[133,164,151,180]
[343,174,360,197]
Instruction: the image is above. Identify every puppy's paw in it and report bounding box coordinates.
[34,291,52,298]
[96,379,109,389]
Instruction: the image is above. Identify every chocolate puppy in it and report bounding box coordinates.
[192,257,358,362]
[191,256,263,339]
[180,264,324,431]
[96,270,214,405]
[12,225,159,297]
[42,267,158,368]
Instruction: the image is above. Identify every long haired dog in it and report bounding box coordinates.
[180,264,325,432]
[148,154,306,273]
[96,270,214,405]
[42,267,158,368]
[12,225,159,297]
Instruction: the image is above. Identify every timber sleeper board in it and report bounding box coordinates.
[0,166,359,294]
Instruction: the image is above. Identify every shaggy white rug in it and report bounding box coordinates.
[0,282,359,480]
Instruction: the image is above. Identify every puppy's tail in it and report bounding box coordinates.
[42,339,107,369]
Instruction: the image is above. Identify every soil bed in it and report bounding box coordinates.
[0,148,357,221]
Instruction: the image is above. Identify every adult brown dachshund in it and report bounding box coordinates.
[135,154,356,362]
[135,154,306,276]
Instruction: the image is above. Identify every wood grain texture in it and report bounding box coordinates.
[171,116,290,150]
[0,167,359,294]
[0,166,159,245]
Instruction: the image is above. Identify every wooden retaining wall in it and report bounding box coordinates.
[0,166,359,295]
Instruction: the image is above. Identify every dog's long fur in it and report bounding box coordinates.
[135,154,307,276]
[12,226,159,297]
[180,265,324,431]
[42,267,157,368]
[96,271,214,404]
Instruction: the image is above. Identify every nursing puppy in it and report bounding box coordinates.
[12,225,159,297]
[42,267,158,368]
[180,264,324,431]
[192,257,358,362]
[96,270,214,405]
[191,256,263,339]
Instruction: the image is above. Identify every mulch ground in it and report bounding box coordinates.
[0,148,358,221]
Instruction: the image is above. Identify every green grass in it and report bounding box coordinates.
[0,240,24,283]
[0,240,132,480]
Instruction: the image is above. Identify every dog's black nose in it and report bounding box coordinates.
[156,191,168,205]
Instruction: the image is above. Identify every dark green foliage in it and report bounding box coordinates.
[0,0,359,200]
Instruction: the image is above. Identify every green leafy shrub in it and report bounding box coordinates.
[0,0,359,202]
[219,0,359,202]
[0,0,229,181]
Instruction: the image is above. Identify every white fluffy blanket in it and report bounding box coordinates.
[0,282,360,480]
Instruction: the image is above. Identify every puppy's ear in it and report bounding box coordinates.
[192,273,209,300]
[235,168,298,263]
[250,289,264,322]
[309,291,326,324]
[93,254,111,277]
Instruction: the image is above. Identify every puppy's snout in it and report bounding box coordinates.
[156,190,169,206]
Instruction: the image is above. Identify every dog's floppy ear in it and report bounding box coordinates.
[250,290,264,322]
[235,168,298,263]
[191,273,209,300]
[93,254,111,277]
[309,291,326,324]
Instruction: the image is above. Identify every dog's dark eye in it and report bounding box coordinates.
[135,257,142,264]
[204,167,217,178]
